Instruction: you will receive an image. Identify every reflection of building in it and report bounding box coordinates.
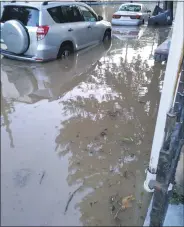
[1,96,15,148]
[1,70,15,148]
[1,67,36,103]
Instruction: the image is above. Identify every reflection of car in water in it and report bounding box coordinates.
[112,25,147,40]
[1,42,111,103]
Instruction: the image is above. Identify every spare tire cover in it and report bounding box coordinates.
[2,20,29,54]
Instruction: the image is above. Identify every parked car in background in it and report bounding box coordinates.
[112,3,151,26]
[0,1,111,62]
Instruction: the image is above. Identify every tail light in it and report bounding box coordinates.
[37,25,49,41]
[130,15,141,19]
[113,15,121,19]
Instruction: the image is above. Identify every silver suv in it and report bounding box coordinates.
[0,1,111,62]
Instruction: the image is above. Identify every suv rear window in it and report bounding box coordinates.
[1,6,39,26]
[47,6,84,23]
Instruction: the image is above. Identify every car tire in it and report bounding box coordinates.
[103,30,111,43]
[103,30,111,49]
[57,44,73,60]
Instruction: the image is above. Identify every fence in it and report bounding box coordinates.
[148,57,184,226]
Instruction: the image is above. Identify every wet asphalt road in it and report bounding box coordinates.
[1,4,171,226]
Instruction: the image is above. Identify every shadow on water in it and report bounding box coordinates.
[1,17,171,226]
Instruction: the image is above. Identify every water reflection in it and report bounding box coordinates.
[53,27,168,226]
[1,43,111,102]
[112,26,147,40]
[1,25,170,226]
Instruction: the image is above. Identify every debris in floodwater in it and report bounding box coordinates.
[89,150,93,156]
[123,170,128,179]
[100,131,107,137]
[39,171,45,184]
[109,194,118,203]
[109,194,124,219]
[121,137,134,143]
[111,205,115,212]
[137,200,142,209]
[109,165,114,172]
[90,201,98,207]
[121,195,135,210]
[138,100,146,104]
[124,154,137,163]
[14,168,31,188]
[64,185,82,214]
[107,110,121,119]
[114,207,122,219]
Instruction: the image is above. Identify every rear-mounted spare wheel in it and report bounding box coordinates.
[2,20,30,55]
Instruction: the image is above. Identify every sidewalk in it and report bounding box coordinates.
[164,204,184,226]
[144,198,184,226]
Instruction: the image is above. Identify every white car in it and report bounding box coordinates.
[112,3,151,26]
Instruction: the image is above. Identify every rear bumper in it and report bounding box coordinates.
[0,49,55,62]
[111,19,142,26]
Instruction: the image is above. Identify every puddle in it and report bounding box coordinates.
[1,4,171,226]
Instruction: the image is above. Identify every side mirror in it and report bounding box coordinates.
[98,15,103,21]
[147,10,151,13]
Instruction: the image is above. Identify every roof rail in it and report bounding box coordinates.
[10,1,29,2]
[42,0,76,5]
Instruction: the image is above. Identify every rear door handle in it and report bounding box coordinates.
[68,28,73,32]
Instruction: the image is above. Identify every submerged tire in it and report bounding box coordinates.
[57,44,75,70]
[103,30,111,42]
[103,30,112,49]
[57,44,73,59]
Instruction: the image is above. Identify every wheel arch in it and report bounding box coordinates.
[102,28,112,41]
[105,28,112,34]
[57,40,75,59]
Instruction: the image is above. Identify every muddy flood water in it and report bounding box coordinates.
[1,4,171,226]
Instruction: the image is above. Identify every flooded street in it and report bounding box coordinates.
[1,4,171,226]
